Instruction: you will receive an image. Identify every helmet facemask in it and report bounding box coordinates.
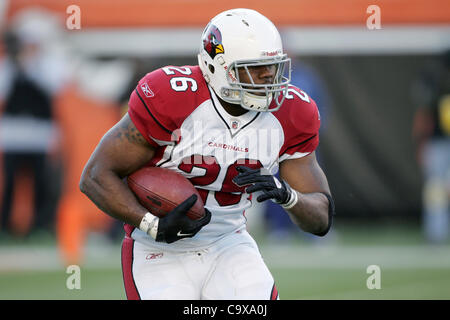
[221,56,291,112]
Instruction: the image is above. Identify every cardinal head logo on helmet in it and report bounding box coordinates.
[202,24,224,60]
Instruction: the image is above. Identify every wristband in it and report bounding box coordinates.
[139,212,159,240]
[281,189,299,210]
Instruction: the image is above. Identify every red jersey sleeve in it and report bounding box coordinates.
[127,66,209,147]
[128,70,176,147]
[275,86,321,162]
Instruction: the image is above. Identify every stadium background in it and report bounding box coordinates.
[0,0,449,299]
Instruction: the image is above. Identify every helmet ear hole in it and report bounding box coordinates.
[208,64,215,74]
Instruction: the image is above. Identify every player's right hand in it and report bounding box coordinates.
[155,195,211,244]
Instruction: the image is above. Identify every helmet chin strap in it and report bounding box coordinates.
[241,92,273,112]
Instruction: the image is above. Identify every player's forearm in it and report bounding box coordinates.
[80,165,147,228]
[285,192,330,235]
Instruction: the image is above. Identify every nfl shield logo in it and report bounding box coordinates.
[231,120,239,129]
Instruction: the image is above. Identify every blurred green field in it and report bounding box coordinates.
[1,267,450,300]
[0,268,125,300]
[1,222,450,300]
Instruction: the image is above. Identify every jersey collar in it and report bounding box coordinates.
[208,85,260,137]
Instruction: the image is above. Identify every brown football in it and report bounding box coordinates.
[127,166,205,220]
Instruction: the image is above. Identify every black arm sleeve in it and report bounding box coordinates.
[313,192,335,237]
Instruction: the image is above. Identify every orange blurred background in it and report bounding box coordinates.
[6,0,450,26]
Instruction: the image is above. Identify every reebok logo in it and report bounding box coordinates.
[146,252,163,260]
[141,82,154,98]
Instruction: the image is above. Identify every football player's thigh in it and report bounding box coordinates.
[202,243,277,300]
[131,241,199,300]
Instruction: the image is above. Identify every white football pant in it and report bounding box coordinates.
[122,229,279,300]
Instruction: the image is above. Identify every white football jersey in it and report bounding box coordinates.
[126,65,320,250]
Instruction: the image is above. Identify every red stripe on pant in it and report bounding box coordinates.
[121,236,141,300]
[271,283,279,300]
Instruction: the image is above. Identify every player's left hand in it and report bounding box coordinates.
[232,166,298,208]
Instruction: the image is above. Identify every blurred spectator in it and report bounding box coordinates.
[263,58,333,241]
[0,11,68,237]
[411,50,450,244]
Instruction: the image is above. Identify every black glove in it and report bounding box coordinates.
[156,194,211,244]
[232,166,297,207]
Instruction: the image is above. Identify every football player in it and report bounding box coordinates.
[80,8,335,300]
